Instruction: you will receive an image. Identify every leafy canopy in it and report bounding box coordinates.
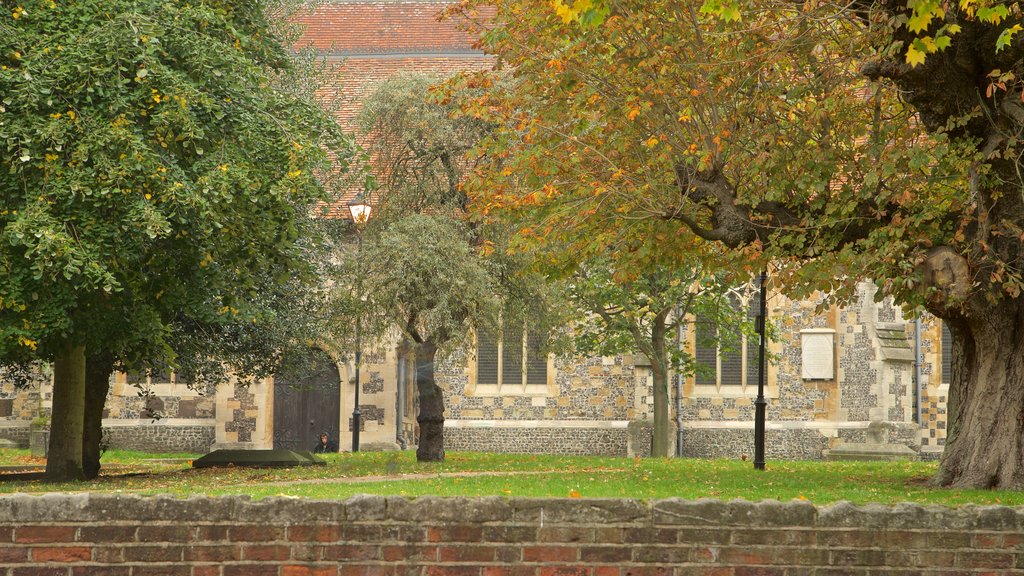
[453,0,970,308]
[0,0,351,367]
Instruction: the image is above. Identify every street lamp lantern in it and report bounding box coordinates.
[348,201,373,226]
[348,198,372,452]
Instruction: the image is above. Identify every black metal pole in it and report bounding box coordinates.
[352,233,363,452]
[753,271,768,470]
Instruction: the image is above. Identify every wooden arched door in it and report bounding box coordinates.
[272,351,341,452]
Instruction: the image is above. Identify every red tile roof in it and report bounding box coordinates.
[298,2,496,217]
[294,2,486,55]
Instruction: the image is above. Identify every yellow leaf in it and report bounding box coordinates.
[905,45,927,67]
[627,107,640,121]
[644,136,659,148]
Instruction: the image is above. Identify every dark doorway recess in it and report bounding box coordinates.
[272,350,341,452]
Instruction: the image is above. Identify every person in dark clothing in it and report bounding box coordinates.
[312,431,338,453]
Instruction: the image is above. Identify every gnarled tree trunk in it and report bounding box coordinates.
[861,1,1024,489]
[414,340,445,462]
[46,341,86,481]
[934,309,1024,488]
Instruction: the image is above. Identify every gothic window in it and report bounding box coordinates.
[692,281,765,393]
[473,322,551,395]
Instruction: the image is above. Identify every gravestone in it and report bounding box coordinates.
[192,449,325,468]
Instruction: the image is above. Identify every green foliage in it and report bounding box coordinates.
[454,0,969,311]
[338,73,561,356]
[568,257,746,376]
[0,0,351,369]
[358,214,499,347]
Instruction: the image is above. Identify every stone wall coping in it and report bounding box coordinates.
[1,494,1023,531]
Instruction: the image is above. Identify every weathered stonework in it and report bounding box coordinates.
[1,494,1022,573]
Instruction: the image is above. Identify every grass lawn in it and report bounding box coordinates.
[1,449,1020,507]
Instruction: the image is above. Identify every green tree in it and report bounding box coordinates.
[341,73,559,461]
[354,214,499,462]
[451,0,1024,488]
[568,252,750,457]
[0,0,350,480]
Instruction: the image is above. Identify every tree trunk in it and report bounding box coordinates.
[859,3,1024,489]
[414,340,445,462]
[650,321,670,458]
[46,341,87,481]
[934,310,1024,488]
[83,355,114,480]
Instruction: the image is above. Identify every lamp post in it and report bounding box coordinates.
[348,200,373,452]
[753,271,768,470]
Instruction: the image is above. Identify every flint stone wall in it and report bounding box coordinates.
[1,494,1023,574]
[102,424,215,453]
[443,427,630,457]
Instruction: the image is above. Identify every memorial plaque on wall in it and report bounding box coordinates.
[801,329,835,380]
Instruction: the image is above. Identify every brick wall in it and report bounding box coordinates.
[1,494,1022,574]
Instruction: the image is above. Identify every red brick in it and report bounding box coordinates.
[0,527,15,542]
[523,545,577,562]
[15,526,77,543]
[224,565,279,576]
[138,525,194,542]
[72,567,131,576]
[580,546,630,563]
[92,546,125,563]
[31,546,91,562]
[229,525,285,542]
[675,528,731,545]
[124,545,184,562]
[242,544,292,561]
[916,551,956,567]
[288,525,342,542]
[340,525,382,542]
[282,566,339,576]
[426,525,486,542]
[381,544,437,562]
[79,526,136,543]
[495,546,521,563]
[129,567,191,576]
[184,544,240,562]
[538,569,589,576]
[423,567,480,576]
[0,545,30,563]
[617,569,670,576]
[1004,533,1024,548]
[196,526,230,541]
[482,526,537,543]
[293,3,487,52]
[733,569,785,576]
[623,528,676,544]
[632,545,689,564]
[956,551,1015,569]
[438,545,495,562]
[674,569,732,576]
[719,547,773,565]
[11,568,71,576]
[322,544,379,561]
[482,567,536,576]
[190,568,220,576]
[339,566,396,576]
[973,534,1002,548]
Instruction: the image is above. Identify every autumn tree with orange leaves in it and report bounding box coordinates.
[448,0,1024,488]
